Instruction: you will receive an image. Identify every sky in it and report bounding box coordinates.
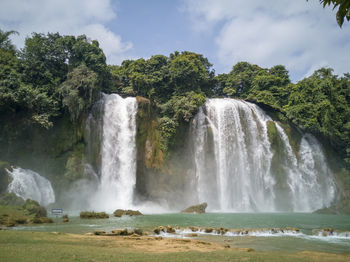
[0,0,349,82]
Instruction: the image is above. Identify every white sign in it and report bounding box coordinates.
[51,208,63,215]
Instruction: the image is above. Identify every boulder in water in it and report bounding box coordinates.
[153,226,165,234]
[94,230,106,236]
[166,225,175,233]
[134,228,143,235]
[80,211,109,219]
[111,229,129,236]
[189,226,199,232]
[113,209,142,217]
[62,215,69,223]
[181,202,207,214]
[204,227,214,233]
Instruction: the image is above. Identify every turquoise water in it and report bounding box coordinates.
[12,213,350,253]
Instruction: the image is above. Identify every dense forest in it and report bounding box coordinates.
[0,29,350,169]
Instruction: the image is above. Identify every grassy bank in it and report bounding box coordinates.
[0,230,349,261]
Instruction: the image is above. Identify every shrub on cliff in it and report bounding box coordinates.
[23,199,47,217]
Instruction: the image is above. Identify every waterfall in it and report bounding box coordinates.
[7,167,55,206]
[192,98,336,212]
[275,127,336,211]
[91,93,138,212]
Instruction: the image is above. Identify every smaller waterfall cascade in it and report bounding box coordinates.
[192,98,336,212]
[92,93,138,212]
[7,168,55,206]
[275,126,336,211]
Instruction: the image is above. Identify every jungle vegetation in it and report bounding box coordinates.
[0,29,349,167]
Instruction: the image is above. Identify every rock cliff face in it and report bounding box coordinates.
[134,96,196,209]
[0,113,88,197]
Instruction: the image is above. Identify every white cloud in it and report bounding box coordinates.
[182,0,350,80]
[0,0,132,64]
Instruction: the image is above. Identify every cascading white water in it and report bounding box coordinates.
[6,167,55,206]
[91,93,138,212]
[275,126,335,211]
[192,98,336,212]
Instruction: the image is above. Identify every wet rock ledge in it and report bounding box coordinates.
[181,202,207,214]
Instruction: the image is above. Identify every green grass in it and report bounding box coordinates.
[0,230,349,262]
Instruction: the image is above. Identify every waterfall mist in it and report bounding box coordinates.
[191,98,336,212]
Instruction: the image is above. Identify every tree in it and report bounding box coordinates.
[218,62,262,97]
[59,64,98,121]
[284,68,350,163]
[169,51,215,96]
[314,0,350,27]
[0,29,18,54]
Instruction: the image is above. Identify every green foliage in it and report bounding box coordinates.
[0,30,109,132]
[161,92,206,122]
[1,27,349,171]
[114,52,213,159]
[0,29,18,54]
[22,199,47,218]
[112,51,215,101]
[0,193,25,206]
[285,68,350,162]
[217,62,350,166]
[169,51,215,96]
[218,62,262,97]
[59,64,98,121]
[315,0,350,27]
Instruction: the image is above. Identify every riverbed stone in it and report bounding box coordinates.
[113,209,143,217]
[166,225,175,233]
[93,230,106,236]
[181,202,208,214]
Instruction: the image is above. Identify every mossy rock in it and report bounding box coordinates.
[0,161,11,194]
[166,225,175,233]
[32,217,54,224]
[80,211,109,219]
[266,121,278,145]
[134,228,143,235]
[63,142,86,181]
[62,214,69,222]
[181,202,207,214]
[23,199,47,217]
[278,122,302,156]
[153,226,166,234]
[314,199,350,215]
[113,209,142,217]
[93,230,106,236]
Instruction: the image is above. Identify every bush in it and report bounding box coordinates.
[22,199,47,217]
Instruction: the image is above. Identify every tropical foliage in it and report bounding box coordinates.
[218,62,350,166]
[0,28,349,166]
[315,0,350,27]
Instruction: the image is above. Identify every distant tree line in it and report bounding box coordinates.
[0,29,349,166]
